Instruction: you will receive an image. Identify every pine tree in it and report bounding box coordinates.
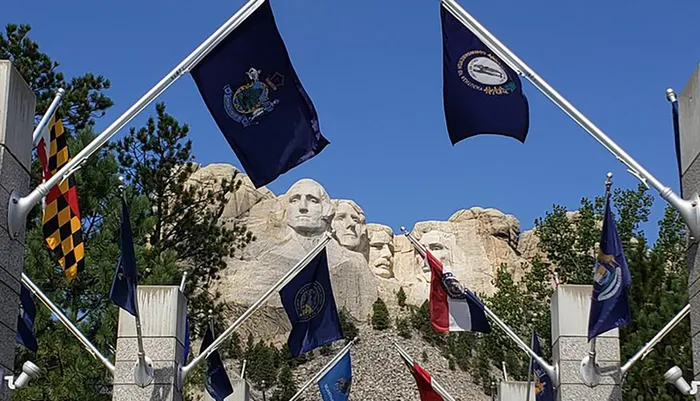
[371,297,391,330]
[270,365,298,401]
[396,287,407,308]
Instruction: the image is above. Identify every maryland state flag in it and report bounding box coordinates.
[36,114,85,279]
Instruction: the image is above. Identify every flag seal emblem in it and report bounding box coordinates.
[440,272,467,300]
[593,251,622,301]
[335,377,351,394]
[294,281,326,322]
[223,67,284,127]
[457,50,517,96]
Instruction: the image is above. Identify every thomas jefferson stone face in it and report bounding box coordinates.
[332,200,366,251]
[368,227,394,278]
[285,179,332,236]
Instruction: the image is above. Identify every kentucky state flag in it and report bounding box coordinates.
[440,4,529,144]
[587,196,632,340]
[279,248,343,357]
[191,0,329,188]
[531,330,554,401]
[317,351,352,401]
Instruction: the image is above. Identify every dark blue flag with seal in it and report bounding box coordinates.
[16,285,38,352]
[531,330,554,401]
[317,350,352,401]
[191,0,329,188]
[440,4,529,145]
[200,325,234,401]
[279,248,343,357]
[587,197,632,340]
[109,198,138,317]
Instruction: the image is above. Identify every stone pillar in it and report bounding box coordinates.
[204,379,249,401]
[0,60,36,401]
[551,285,621,401]
[498,381,534,401]
[113,286,187,401]
[679,64,700,401]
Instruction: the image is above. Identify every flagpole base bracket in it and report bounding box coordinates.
[677,193,700,243]
[580,356,602,387]
[7,190,34,239]
[133,356,154,388]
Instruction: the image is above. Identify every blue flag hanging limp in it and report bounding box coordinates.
[440,4,529,145]
[671,98,683,193]
[109,198,138,317]
[191,0,329,188]
[200,325,234,401]
[16,285,38,352]
[531,330,554,401]
[279,248,343,357]
[587,197,632,340]
[318,351,352,401]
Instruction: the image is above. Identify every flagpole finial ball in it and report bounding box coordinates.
[57,88,65,95]
[607,172,613,180]
[400,226,406,233]
[666,88,677,102]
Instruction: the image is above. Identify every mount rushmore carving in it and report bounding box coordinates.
[186,164,533,322]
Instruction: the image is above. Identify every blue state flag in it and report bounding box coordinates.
[184,316,190,363]
[279,248,343,357]
[16,285,38,352]
[109,198,138,317]
[200,325,234,401]
[588,198,632,340]
[671,98,682,193]
[317,351,352,401]
[531,330,554,401]
[191,0,329,188]
[440,4,529,145]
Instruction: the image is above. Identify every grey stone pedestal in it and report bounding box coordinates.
[0,60,35,401]
[498,381,534,401]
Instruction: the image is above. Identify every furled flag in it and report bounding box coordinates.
[109,198,138,317]
[424,250,490,333]
[531,330,554,401]
[317,349,352,401]
[398,349,444,401]
[200,325,234,401]
[191,0,329,188]
[279,248,343,357]
[670,97,682,193]
[36,113,85,279]
[440,4,529,144]
[184,316,190,363]
[16,286,38,352]
[587,196,632,340]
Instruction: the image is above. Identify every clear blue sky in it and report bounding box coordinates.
[4,0,699,241]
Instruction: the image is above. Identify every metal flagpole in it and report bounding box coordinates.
[6,0,267,238]
[620,304,690,376]
[440,0,700,241]
[119,179,153,387]
[401,227,559,386]
[21,273,115,374]
[287,338,357,401]
[393,342,457,401]
[179,232,333,383]
[32,88,65,146]
[525,331,534,401]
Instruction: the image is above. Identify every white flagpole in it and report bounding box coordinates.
[525,331,534,401]
[287,338,357,401]
[440,0,700,241]
[32,88,65,146]
[180,232,333,382]
[6,0,267,238]
[21,273,115,374]
[393,342,457,401]
[401,227,559,387]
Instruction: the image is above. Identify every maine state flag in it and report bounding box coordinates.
[279,248,343,357]
[191,0,329,188]
[531,330,554,401]
[317,351,352,401]
[588,197,632,340]
[440,4,529,144]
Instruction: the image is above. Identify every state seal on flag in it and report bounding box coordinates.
[223,67,284,127]
[336,377,351,394]
[294,281,325,322]
[593,251,622,302]
[457,50,517,96]
[440,272,467,300]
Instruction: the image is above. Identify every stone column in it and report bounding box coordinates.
[498,381,534,401]
[680,64,700,400]
[551,285,621,401]
[203,379,249,401]
[0,60,36,401]
[113,286,187,401]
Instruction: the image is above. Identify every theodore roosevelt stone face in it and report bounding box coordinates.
[285,179,332,237]
[367,225,395,279]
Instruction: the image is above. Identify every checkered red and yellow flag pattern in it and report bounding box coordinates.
[36,114,85,280]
